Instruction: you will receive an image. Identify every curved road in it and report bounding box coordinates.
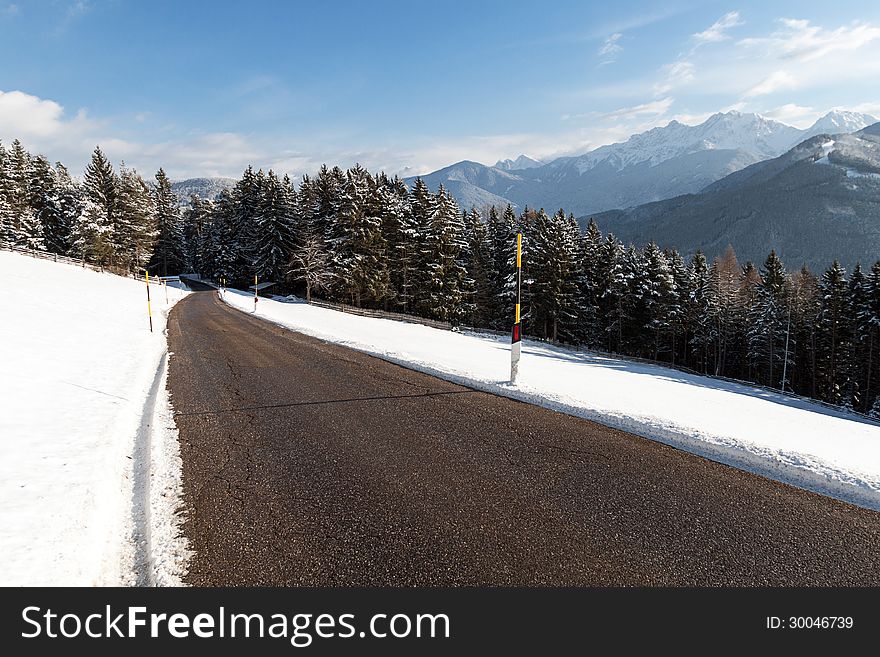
[168,288,880,585]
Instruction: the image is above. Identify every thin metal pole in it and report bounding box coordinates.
[145,270,153,333]
[781,292,792,391]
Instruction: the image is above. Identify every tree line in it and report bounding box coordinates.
[3,139,879,415]
[0,139,182,276]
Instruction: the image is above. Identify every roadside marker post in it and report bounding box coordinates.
[145,270,153,333]
[510,231,522,384]
[254,274,259,312]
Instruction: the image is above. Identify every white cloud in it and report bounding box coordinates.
[693,11,743,44]
[744,70,798,97]
[602,97,674,120]
[759,103,818,128]
[598,33,623,63]
[740,18,880,62]
[654,59,695,95]
[849,101,880,117]
[0,90,68,138]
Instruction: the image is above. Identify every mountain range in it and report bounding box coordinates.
[594,123,880,271]
[406,110,877,217]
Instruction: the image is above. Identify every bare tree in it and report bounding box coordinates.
[287,232,332,302]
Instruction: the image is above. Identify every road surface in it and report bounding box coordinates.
[167,288,880,585]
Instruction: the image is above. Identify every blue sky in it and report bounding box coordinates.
[1,0,880,179]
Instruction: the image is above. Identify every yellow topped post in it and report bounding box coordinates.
[145,270,153,333]
[511,231,523,383]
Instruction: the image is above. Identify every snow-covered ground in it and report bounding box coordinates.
[225,290,880,511]
[0,250,190,586]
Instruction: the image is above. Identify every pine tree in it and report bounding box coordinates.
[688,251,712,372]
[251,170,295,285]
[747,251,789,387]
[116,164,156,271]
[861,262,880,412]
[421,185,468,323]
[29,155,72,253]
[206,189,238,282]
[815,261,850,404]
[409,177,438,314]
[847,263,869,411]
[597,233,627,352]
[575,218,603,345]
[462,207,492,327]
[666,248,690,366]
[788,266,819,397]
[182,194,213,274]
[332,165,389,306]
[149,168,184,276]
[6,139,32,242]
[53,163,82,255]
[528,209,581,341]
[80,146,118,263]
[13,153,53,250]
[314,164,345,246]
[225,166,263,283]
[709,245,742,376]
[0,141,12,241]
[486,204,518,329]
[379,176,418,312]
[639,242,676,360]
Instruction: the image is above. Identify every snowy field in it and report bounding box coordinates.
[0,250,189,586]
[225,289,880,511]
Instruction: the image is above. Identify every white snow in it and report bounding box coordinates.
[224,290,880,511]
[0,250,190,586]
[845,168,880,179]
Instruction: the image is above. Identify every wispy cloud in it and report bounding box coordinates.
[1,3,19,16]
[759,103,817,128]
[693,11,743,44]
[651,12,743,96]
[598,33,623,65]
[52,0,92,35]
[601,97,674,120]
[744,70,798,97]
[653,59,695,95]
[739,18,880,62]
[849,101,880,117]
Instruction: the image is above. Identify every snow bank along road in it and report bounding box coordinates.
[0,250,189,586]
[169,288,880,585]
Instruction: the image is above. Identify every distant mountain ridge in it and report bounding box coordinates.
[406,109,877,216]
[171,177,236,204]
[592,122,880,272]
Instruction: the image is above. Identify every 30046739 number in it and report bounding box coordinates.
[766,616,854,630]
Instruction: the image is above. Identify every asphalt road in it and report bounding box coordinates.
[167,288,880,585]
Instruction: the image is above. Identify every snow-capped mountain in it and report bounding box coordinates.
[554,111,801,174]
[594,121,880,271]
[409,109,877,217]
[800,109,877,141]
[494,154,543,171]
